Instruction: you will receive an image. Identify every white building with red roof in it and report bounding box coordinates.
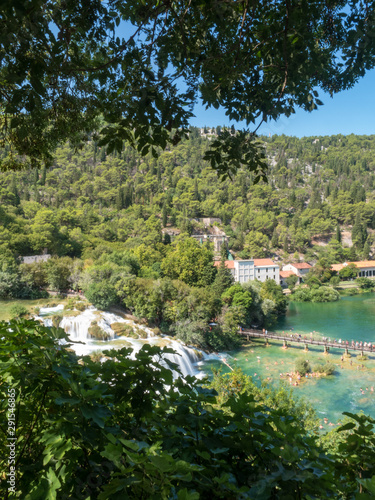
[279,270,298,287]
[282,262,312,280]
[214,258,279,284]
[331,261,375,277]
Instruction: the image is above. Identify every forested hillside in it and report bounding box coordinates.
[1,130,375,343]
[1,129,375,262]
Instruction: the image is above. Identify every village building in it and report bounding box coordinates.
[214,258,280,284]
[279,270,298,287]
[282,262,312,283]
[21,252,51,264]
[331,260,375,277]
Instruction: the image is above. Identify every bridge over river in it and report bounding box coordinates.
[239,329,374,356]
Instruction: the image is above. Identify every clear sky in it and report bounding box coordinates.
[189,69,375,138]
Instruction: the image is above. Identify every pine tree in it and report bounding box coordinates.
[10,177,20,206]
[34,186,40,203]
[352,212,366,250]
[162,203,168,228]
[34,168,39,185]
[116,187,124,210]
[336,225,341,243]
[283,234,289,253]
[212,244,233,296]
[41,166,46,186]
[271,229,279,248]
[363,240,371,260]
[194,178,200,201]
[348,245,357,261]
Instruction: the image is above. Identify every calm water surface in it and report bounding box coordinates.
[201,294,375,426]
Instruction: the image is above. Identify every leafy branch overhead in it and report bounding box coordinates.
[1,0,375,176]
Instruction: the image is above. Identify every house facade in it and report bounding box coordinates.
[331,260,375,277]
[282,263,312,283]
[22,253,51,264]
[214,258,279,284]
[280,270,298,287]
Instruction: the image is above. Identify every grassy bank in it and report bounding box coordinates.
[0,298,70,321]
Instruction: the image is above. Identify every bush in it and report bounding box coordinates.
[313,362,335,375]
[356,277,375,289]
[88,321,111,340]
[10,304,28,319]
[310,286,340,302]
[295,358,311,376]
[322,362,335,375]
[75,301,87,311]
[110,322,134,337]
[291,286,340,303]
[51,314,63,328]
[84,281,118,310]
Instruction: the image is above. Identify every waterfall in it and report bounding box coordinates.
[163,341,203,378]
[37,305,209,377]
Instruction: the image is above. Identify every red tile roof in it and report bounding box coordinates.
[253,258,276,267]
[331,261,375,272]
[213,260,235,269]
[331,263,345,272]
[292,262,312,269]
[280,270,297,278]
[352,260,375,268]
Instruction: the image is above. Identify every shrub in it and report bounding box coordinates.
[322,362,335,375]
[51,314,63,328]
[88,321,111,341]
[10,304,28,319]
[356,277,375,289]
[84,281,118,310]
[75,301,87,311]
[295,358,311,377]
[313,362,335,375]
[90,350,103,363]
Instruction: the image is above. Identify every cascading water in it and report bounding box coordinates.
[163,341,203,378]
[37,304,212,377]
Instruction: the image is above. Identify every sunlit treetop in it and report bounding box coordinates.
[1,0,375,178]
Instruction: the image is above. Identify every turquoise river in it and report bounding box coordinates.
[201,293,375,428]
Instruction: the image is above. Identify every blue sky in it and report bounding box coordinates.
[189,69,375,138]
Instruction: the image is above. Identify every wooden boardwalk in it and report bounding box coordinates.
[239,329,374,355]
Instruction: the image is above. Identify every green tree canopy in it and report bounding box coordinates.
[161,236,216,287]
[1,1,375,177]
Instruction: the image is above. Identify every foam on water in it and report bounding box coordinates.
[38,306,208,378]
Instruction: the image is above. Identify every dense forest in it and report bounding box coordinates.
[2,132,375,497]
[2,129,375,261]
[1,130,375,341]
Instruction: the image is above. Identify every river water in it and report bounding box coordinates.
[200,294,375,426]
[6,296,375,427]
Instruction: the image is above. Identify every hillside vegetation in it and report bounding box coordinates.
[1,131,375,341]
[1,130,374,262]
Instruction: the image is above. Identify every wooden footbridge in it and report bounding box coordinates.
[239,329,374,357]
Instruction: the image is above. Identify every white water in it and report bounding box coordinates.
[37,305,214,378]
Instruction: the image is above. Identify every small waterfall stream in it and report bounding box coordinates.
[37,305,210,378]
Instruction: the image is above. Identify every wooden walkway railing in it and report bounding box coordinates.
[239,329,374,355]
